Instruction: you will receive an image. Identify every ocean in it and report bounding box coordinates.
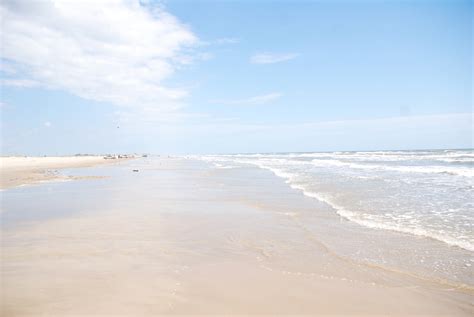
[197,149,473,252]
[192,149,474,289]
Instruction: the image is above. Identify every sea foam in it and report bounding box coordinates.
[197,149,474,252]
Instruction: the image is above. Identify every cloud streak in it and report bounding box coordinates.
[214,37,240,45]
[211,92,282,106]
[250,52,299,64]
[0,0,199,112]
[1,79,41,88]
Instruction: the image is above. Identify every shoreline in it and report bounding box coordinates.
[0,156,132,189]
[1,157,472,315]
[199,151,474,289]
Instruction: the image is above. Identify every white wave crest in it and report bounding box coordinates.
[310,159,474,177]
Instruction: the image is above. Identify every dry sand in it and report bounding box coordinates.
[1,157,472,316]
[0,156,127,189]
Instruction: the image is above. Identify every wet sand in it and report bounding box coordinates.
[1,158,472,316]
[0,156,128,189]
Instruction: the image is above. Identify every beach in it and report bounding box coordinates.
[0,156,129,189]
[1,156,472,316]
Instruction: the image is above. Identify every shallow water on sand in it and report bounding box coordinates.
[196,150,474,287]
[197,149,474,251]
[1,157,472,315]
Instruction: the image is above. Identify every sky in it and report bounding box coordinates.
[0,0,472,155]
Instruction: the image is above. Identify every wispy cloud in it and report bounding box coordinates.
[250,53,299,64]
[1,79,41,88]
[199,37,240,47]
[214,37,240,45]
[211,92,282,106]
[0,0,200,112]
[177,112,473,154]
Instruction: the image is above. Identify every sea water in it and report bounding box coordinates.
[193,150,474,285]
[197,149,473,253]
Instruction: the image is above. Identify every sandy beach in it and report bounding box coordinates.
[1,157,472,316]
[0,156,129,189]
[2,0,471,315]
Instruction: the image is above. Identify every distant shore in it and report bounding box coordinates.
[0,156,133,189]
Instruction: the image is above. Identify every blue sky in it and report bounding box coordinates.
[1,0,472,155]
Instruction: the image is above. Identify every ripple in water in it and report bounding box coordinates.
[197,149,474,252]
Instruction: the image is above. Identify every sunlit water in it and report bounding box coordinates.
[191,150,474,289]
[2,155,473,303]
[196,149,474,252]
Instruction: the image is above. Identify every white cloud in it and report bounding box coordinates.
[214,37,240,45]
[199,37,240,46]
[44,121,52,128]
[0,0,199,112]
[0,61,17,74]
[211,92,282,106]
[250,52,299,64]
[1,79,41,88]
